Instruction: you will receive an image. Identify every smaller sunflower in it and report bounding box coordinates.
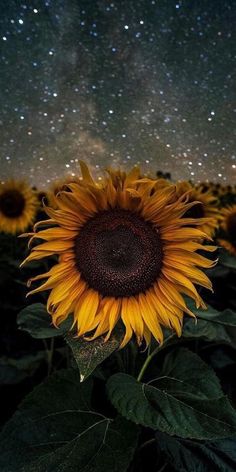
[175,181,221,237]
[153,177,171,191]
[195,182,211,193]
[37,190,49,205]
[34,190,50,221]
[47,176,81,209]
[218,205,236,255]
[0,179,38,234]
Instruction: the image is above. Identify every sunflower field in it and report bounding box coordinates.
[1,164,236,472]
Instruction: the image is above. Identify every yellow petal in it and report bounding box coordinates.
[121,297,144,345]
[139,293,163,344]
[74,289,100,336]
[104,298,121,341]
[79,161,95,185]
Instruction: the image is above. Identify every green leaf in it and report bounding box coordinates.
[219,249,236,270]
[144,303,236,356]
[0,369,138,472]
[66,325,124,382]
[158,348,223,400]
[209,348,236,370]
[156,431,236,472]
[0,352,46,385]
[187,300,236,327]
[107,351,236,439]
[206,264,230,278]
[183,301,236,347]
[17,303,72,339]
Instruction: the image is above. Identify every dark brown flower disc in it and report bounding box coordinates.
[75,209,163,297]
[0,189,25,218]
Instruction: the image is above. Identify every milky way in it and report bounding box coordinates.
[0,0,235,187]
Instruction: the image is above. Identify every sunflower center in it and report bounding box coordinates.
[227,212,236,244]
[75,209,163,297]
[185,202,205,219]
[0,189,25,218]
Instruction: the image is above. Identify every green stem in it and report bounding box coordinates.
[137,333,176,382]
[47,337,55,376]
[42,338,55,376]
[138,438,156,451]
[137,346,159,382]
[157,464,167,472]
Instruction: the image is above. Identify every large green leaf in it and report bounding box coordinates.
[206,264,230,278]
[156,431,236,472]
[140,303,236,361]
[183,301,236,347]
[17,303,72,339]
[219,249,236,270]
[0,369,138,472]
[107,349,236,440]
[187,300,236,327]
[66,325,124,382]
[157,348,223,400]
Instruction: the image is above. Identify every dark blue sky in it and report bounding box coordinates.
[0,0,235,186]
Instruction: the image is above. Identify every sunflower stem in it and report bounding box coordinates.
[42,338,55,376]
[157,463,168,472]
[137,333,176,382]
[137,346,159,382]
[138,437,156,451]
[47,337,55,376]
[147,342,152,357]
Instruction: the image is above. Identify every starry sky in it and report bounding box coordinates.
[0,0,236,187]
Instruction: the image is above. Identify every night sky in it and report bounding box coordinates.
[0,0,236,187]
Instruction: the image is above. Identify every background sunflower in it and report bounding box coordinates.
[0,179,38,234]
[218,204,236,255]
[47,175,82,209]
[175,180,221,237]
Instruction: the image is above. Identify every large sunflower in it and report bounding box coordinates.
[0,179,38,234]
[21,163,216,348]
[175,181,221,237]
[218,205,236,255]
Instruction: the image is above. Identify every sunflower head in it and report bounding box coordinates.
[218,205,236,255]
[21,163,216,349]
[47,175,81,209]
[37,190,48,205]
[0,179,38,234]
[153,178,171,191]
[175,181,221,237]
[175,180,193,196]
[196,183,210,193]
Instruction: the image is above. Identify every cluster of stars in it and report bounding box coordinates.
[0,0,235,187]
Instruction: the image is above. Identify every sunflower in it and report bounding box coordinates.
[33,189,50,222]
[153,177,171,191]
[21,163,216,348]
[0,179,38,234]
[175,181,221,237]
[218,205,236,255]
[37,190,49,205]
[48,176,81,209]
